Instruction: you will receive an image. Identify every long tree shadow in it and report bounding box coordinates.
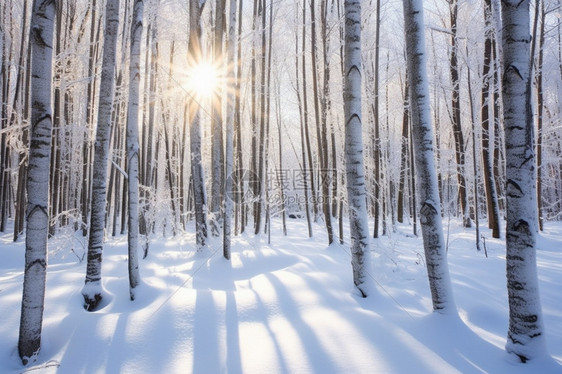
[262,272,339,373]
[192,290,221,373]
[225,291,242,373]
[191,257,242,373]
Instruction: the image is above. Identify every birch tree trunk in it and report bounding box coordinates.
[449,0,471,228]
[535,1,545,231]
[82,0,120,312]
[481,0,501,238]
[313,0,334,244]
[402,0,455,312]
[501,0,547,362]
[189,0,208,249]
[223,0,237,259]
[320,0,333,243]
[343,0,371,297]
[18,0,56,364]
[80,0,101,237]
[254,0,267,235]
[126,0,143,300]
[234,0,244,235]
[295,15,313,238]
[211,0,225,236]
[397,77,409,224]
[372,0,382,239]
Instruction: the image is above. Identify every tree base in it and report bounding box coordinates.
[83,293,102,311]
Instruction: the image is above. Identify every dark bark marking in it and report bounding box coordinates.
[346,64,361,77]
[513,219,531,234]
[419,202,437,224]
[506,179,523,198]
[504,64,524,81]
[26,204,48,220]
[25,259,47,271]
[346,113,361,127]
[506,254,525,262]
[32,114,52,131]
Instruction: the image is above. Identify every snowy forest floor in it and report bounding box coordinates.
[1,218,562,374]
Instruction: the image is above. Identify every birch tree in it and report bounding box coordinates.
[402,0,455,312]
[210,0,226,236]
[18,0,56,364]
[188,0,208,249]
[501,0,548,362]
[223,0,237,259]
[448,0,471,228]
[481,0,501,238]
[126,0,143,299]
[343,0,371,297]
[82,0,120,311]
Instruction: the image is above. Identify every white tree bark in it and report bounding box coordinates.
[343,0,371,297]
[189,0,208,250]
[18,0,55,364]
[82,0,120,312]
[210,0,226,236]
[126,0,143,300]
[223,0,237,259]
[501,0,547,362]
[402,0,455,312]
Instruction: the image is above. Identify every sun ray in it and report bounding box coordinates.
[186,61,221,100]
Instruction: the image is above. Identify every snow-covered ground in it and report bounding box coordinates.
[1,219,561,373]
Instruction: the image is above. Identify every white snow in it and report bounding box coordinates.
[1,219,561,373]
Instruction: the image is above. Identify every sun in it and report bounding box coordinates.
[186,62,220,99]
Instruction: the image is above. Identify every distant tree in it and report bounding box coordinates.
[126,0,144,299]
[294,11,313,238]
[397,77,409,224]
[3,0,31,241]
[343,0,371,297]
[82,0,120,312]
[312,0,334,244]
[371,0,382,239]
[233,0,244,235]
[402,0,455,312]
[223,0,237,259]
[448,0,471,228]
[18,0,56,364]
[501,0,548,362]
[254,0,267,235]
[79,0,101,237]
[481,0,501,238]
[299,1,316,237]
[535,0,545,231]
[188,0,209,249]
[211,0,226,236]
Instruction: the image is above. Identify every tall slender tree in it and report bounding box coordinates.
[448,0,471,228]
[233,0,244,235]
[254,0,267,235]
[313,0,334,244]
[535,0,545,231]
[211,0,226,236]
[82,0,120,312]
[223,0,237,259]
[481,0,501,238]
[18,0,56,364]
[343,0,371,297]
[295,10,313,238]
[402,0,455,312]
[397,76,409,224]
[371,0,382,239]
[502,0,548,362]
[80,0,101,237]
[126,0,144,299]
[188,0,209,249]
